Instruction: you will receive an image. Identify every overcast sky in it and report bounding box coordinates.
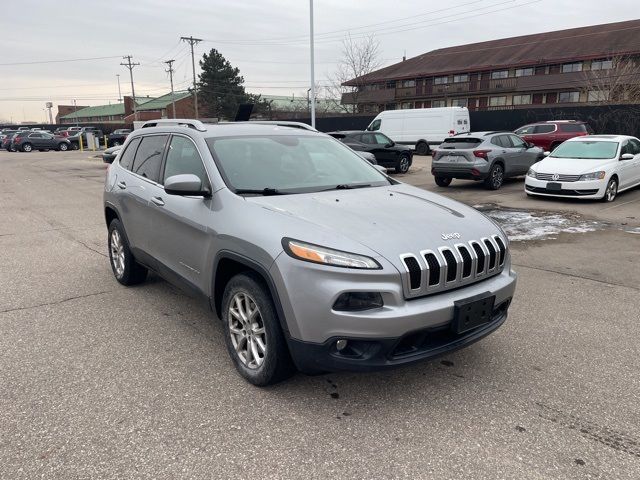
[0,0,637,122]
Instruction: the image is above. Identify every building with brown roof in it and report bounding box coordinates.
[342,19,640,113]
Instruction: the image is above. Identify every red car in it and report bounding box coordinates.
[514,120,592,152]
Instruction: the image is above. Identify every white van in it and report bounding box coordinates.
[366,107,470,155]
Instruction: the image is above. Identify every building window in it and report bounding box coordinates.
[384,103,396,110]
[453,74,468,83]
[386,81,396,89]
[591,59,613,71]
[400,102,413,109]
[559,91,580,103]
[515,67,534,77]
[489,96,507,106]
[562,62,583,73]
[587,90,610,102]
[431,99,446,108]
[401,79,416,88]
[451,98,468,107]
[491,70,509,79]
[512,94,532,105]
[433,76,449,85]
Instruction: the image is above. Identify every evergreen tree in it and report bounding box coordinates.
[198,49,249,120]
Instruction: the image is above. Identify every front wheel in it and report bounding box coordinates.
[435,176,452,187]
[108,219,148,286]
[222,273,295,386]
[70,142,79,150]
[484,164,504,190]
[602,178,618,202]
[395,154,411,174]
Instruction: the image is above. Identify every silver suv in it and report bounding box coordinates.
[432,132,544,190]
[104,120,517,385]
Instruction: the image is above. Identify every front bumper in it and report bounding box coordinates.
[525,177,605,199]
[270,252,517,373]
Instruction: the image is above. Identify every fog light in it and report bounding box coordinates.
[333,292,383,311]
[336,339,348,351]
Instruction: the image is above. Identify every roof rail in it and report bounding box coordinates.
[140,119,208,131]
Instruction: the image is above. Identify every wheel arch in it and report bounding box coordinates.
[105,204,120,227]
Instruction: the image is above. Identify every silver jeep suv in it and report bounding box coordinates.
[104,120,517,385]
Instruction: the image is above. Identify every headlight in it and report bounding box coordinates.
[579,171,606,181]
[282,238,381,269]
[526,168,537,178]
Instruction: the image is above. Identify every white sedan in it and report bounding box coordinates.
[525,135,640,202]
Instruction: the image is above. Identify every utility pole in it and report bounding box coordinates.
[73,99,78,125]
[164,59,176,119]
[309,0,316,128]
[120,55,140,120]
[180,36,202,118]
[116,74,122,102]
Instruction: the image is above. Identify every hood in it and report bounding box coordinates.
[534,157,616,175]
[248,184,501,270]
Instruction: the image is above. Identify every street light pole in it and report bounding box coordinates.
[309,0,316,128]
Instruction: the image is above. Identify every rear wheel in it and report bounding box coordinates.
[484,163,504,190]
[108,219,148,286]
[22,143,33,152]
[222,273,295,386]
[395,154,411,174]
[435,176,452,187]
[58,142,68,151]
[416,141,430,156]
[602,177,617,202]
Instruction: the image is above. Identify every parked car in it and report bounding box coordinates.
[17,127,30,131]
[328,130,413,173]
[11,131,71,152]
[2,132,19,151]
[104,119,516,386]
[102,145,122,163]
[67,129,104,149]
[356,151,377,165]
[0,129,18,142]
[431,132,544,190]
[107,129,131,147]
[525,135,640,202]
[366,107,470,155]
[514,120,591,151]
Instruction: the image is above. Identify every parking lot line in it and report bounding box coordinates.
[601,198,640,211]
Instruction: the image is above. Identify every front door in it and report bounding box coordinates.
[508,134,537,174]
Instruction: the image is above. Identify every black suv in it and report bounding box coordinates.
[328,131,413,173]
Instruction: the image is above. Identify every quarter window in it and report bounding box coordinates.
[562,62,583,73]
[163,136,209,186]
[131,135,168,182]
[119,137,141,170]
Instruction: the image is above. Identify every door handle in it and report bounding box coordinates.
[117,181,126,189]
[151,196,165,207]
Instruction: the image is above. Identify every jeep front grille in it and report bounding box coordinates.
[400,235,507,298]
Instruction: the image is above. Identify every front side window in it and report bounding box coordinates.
[206,135,389,194]
[373,133,392,145]
[628,139,640,155]
[550,141,618,159]
[367,119,381,131]
[515,125,535,135]
[562,62,583,73]
[559,91,580,103]
[491,70,508,79]
[509,135,527,148]
[119,137,141,170]
[131,135,168,182]
[163,135,209,186]
[489,96,507,106]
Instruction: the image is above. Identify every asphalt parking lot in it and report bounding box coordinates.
[1,150,639,479]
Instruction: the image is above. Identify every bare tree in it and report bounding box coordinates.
[327,34,382,114]
[582,56,640,104]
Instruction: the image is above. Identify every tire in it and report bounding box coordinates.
[58,142,68,151]
[70,142,79,150]
[416,141,430,156]
[602,177,618,202]
[484,163,504,190]
[222,272,295,386]
[435,176,452,187]
[22,143,33,152]
[395,154,411,174]
[108,219,148,286]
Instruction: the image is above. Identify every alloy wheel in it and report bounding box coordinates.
[605,179,617,202]
[109,229,125,277]
[399,156,410,173]
[492,165,504,188]
[228,292,267,369]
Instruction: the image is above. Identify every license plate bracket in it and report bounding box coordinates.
[453,293,495,334]
[547,182,562,191]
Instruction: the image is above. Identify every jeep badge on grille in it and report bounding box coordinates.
[441,232,461,240]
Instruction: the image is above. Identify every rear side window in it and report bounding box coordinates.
[490,136,512,148]
[119,137,141,170]
[441,137,482,149]
[132,135,168,182]
[534,124,555,134]
[163,136,209,186]
[559,123,587,133]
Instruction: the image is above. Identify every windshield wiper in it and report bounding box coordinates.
[234,188,286,196]
[322,183,373,191]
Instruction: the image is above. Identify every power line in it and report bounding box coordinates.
[0,55,122,66]
[181,36,203,118]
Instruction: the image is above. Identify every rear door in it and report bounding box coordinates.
[145,134,213,292]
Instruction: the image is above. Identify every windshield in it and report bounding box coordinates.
[550,141,619,159]
[206,135,390,194]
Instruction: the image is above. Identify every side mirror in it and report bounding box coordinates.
[620,153,634,160]
[543,151,551,157]
[164,174,210,197]
[374,165,387,174]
